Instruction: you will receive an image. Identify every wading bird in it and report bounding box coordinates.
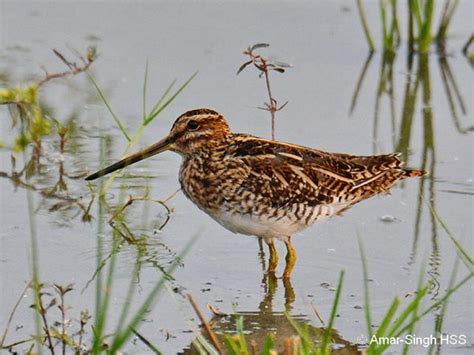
[86,109,426,278]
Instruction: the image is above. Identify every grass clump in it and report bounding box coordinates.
[0,51,197,354]
[0,48,96,154]
[356,0,462,54]
[184,224,472,354]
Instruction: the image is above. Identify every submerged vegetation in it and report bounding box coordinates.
[0,48,198,353]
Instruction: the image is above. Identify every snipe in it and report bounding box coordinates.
[86,109,426,278]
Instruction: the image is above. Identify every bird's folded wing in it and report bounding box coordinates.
[229,136,405,207]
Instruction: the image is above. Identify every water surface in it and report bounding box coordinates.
[1,1,473,353]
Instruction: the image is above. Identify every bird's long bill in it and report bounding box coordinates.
[85,136,171,181]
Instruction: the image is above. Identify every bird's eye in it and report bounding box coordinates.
[187,120,199,130]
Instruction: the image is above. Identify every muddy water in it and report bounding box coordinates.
[1,1,473,353]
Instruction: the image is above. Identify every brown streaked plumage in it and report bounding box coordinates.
[86,108,426,278]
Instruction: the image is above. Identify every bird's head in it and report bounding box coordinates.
[167,108,231,155]
[85,108,231,181]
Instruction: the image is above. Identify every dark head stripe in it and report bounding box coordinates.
[172,108,221,131]
[179,108,219,119]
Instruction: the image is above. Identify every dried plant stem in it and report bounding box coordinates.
[239,44,289,140]
[131,329,162,354]
[108,195,171,230]
[187,293,223,354]
[310,302,326,327]
[262,59,277,139]
[0,281,31,348]
[1,338,34,351]
[36,291,56,355]
[77,314,88,354]
[38,48,95,87]
[462,34,473,55]
[162,188,181,204]
[59,292,66,355]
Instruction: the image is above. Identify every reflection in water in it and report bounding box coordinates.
[397,52,441,296]
[0,72,180,286]
[182,273,359,354]
[350,45,472,285]
[0,138,94,224]
[0,59,102,225]
[181,44,472,353]
[373,50,398,154]
[1,30,471,353]
[350,44,472,353]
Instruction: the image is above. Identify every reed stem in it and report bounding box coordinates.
[356,0,376,51]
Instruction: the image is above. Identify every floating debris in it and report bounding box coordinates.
[207,303,227,317]
[379,214,400,223]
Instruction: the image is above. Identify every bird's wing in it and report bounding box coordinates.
[228,135,406,208]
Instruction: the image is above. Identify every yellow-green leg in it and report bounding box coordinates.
[283,236,297,279]
[257,237,266,271]
[266,239,279,274]
[283,275,295,312]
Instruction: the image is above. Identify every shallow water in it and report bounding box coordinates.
[1,1,473,353]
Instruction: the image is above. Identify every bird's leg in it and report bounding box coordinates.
[257,237,266,272]
[283,276,295,312]
[258,270,277,314]
[266,239,279,274]
[283,236,297,279]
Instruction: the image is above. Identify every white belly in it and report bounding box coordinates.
[210,209,315,239]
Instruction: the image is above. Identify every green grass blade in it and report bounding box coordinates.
[419,0,434,52]
[143,58,149,122]
[380,0,389,48]
[93,230,120,354]
[131,329,162,354]
[357,234,373,338]
[190,338,209,355]
[356,0,376,51]
[425,199,473,271]
[321,270,345,354]
[410,0,423,29]
[374,298,400,338]
[392,272,472,341]
[114,252,141,336]
[164,282,218,355]
[144,71,198,126]
[87,73,131,141]
[235,316,249,354]
[25,170,42,354]
[147,79,177,120]
[391,0,401,47]
[386,287,428,337]
[224,336,242,354]
[224,316,249,354]
[443,0,459,33]
[373,287,428,353]
[92,139,106,354]
[427,256,460,355]
[194,335,220,355]
[402,261,426,355]
[285,311,316,351]
[109,237,196,353]
[261,335,274,355]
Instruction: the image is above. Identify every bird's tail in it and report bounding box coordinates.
[403,168,428,178]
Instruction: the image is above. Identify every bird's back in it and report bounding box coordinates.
[179,134,426,238]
